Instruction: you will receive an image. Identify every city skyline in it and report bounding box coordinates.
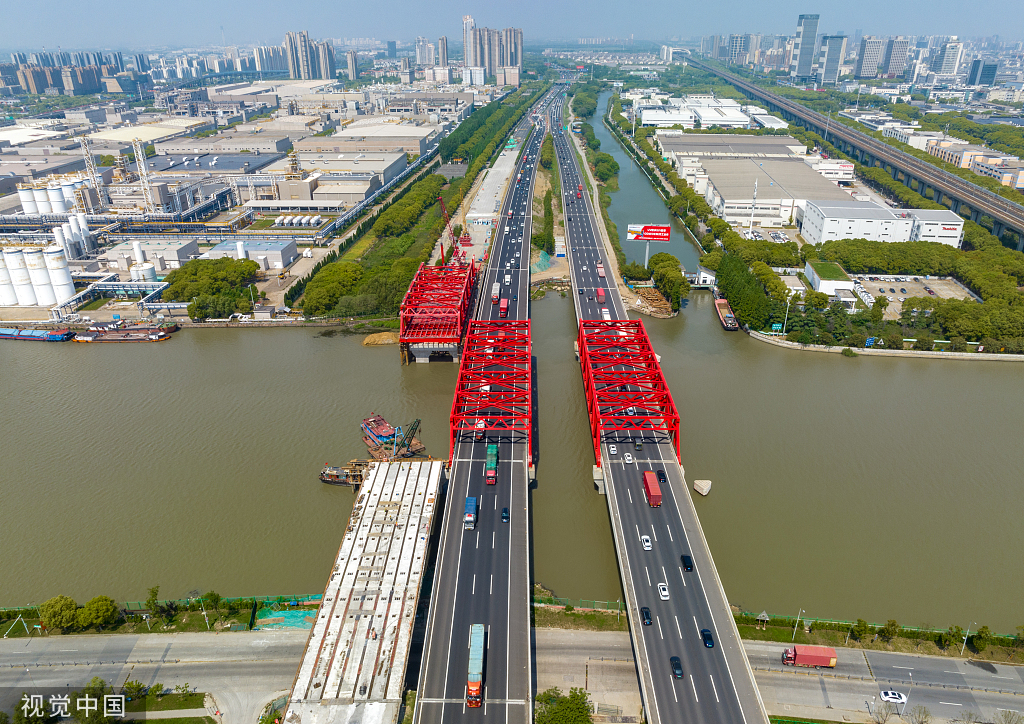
[1,0,1021,51]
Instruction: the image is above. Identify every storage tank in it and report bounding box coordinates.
[76,214,92,252]
[235,240,247,260]
[4,249,37,306]
[0,253,19,306]
[24,247,56,306]
[33,187,51,214]
[61,181,77,205]
[132,240,145,264]
[44,246,76,304]
[133,262,157,282]
[53,225,72,260]
[18,187,38,215]
[47,185,67,214]
[68,216,84,250]
[273,216,283,226]
[62,223,78,258]
[300,215,310,226]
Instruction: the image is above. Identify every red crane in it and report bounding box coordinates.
[437,196,468,265]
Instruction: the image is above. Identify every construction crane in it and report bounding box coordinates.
[391,419,422,458]
[437,196,467,265]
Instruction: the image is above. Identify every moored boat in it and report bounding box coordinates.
[714,298,740,331]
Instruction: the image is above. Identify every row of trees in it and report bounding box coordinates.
[570,81,601,119]
[648,252,690,311]
[539,134,554,170]
[38,595,119,632]
[579,122,599,151]
[531,189,555,255]
[369,174,446,240]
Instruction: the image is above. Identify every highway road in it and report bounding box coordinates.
[549,94,767,724]
[414,86,561,724]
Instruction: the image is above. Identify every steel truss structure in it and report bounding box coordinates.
[449,320,532,461]
[399,261,477,345]
[577,319,680,466]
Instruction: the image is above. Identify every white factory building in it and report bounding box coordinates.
[801,200,964,247]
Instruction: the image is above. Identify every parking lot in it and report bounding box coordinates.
[746,228,796,244]
[850,274,975,320]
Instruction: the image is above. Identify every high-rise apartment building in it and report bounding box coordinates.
[881,37,910,77]
[347,50,358,81]
[10,52,27,65]
[790,13,820,80]
[728,34,752,65]
[465,23,522,77]
[438,36,448,67]
[463,15,476,64]
[967,59,998,86]
[817,35,847,85]
[387,41,397,58]
[315,41,336,79]
[500,28,523,69]
[415,37,432,65]
[255,45,287,73]
[854,36,886,78]
[285,31,313,79]
[931,40,963,75]
[132,54,151,73]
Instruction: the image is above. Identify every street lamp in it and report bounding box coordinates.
[792,609,805,641]
[901,671,912,717]
[960,622,977,656]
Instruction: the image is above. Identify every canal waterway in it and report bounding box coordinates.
[2,94,1023,631]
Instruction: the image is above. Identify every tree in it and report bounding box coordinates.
[940,624,965,649]
[39,595,78,630]
[805,291,829,309]
[906,705,932,724]
[880,619,900,642]
[202,591,222,611]
[147,684,164,700]
[121,680,146,698]
[535,687,592,724]
[145,586,160,614]
[972,625,992,652]
[871,702,896,724]
[912,334,934,351]
[883,331,905,350]
[851,619,871,641]
[993,710,1024,724]
[70,677,116,724]
[870,296,888,324]
[77,596,119,630]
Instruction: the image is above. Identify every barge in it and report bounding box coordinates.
[0,328,74,342]
[714,298,740,331]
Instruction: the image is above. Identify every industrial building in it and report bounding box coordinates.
[263,152,407,186]
[801,200,964,247]
[294,121,442,156]
[155,135,293,154]
[100,239,200,270]
[207,238,298,269]
[687,157,852,226]
[656,133,806,161]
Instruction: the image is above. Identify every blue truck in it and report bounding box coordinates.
[464,497,478,530]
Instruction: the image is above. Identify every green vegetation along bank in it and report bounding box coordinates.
[160,258,263,320]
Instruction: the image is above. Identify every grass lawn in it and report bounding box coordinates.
[137,718,215,724]
[341,234,377,262]
[533,606,629,632]
[78,296,109,311]
[770,717,845,724]
[126,693,205,713]
[808,260,850,281]
[0,608,251,639]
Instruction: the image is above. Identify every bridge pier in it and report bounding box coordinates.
[592,465,605,495]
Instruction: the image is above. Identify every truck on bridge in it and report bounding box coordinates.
[492,282,500,304]
[596,288,605,304]
[596,263,605,279]
[642,470,662,507]
[467,623,485,707]
[464,497,478,529]
[783,645,837,668]
[485,444,498,484]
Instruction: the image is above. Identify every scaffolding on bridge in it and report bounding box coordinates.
[449,320,532,462]
[578,319,680,466]
[399,261,477,361]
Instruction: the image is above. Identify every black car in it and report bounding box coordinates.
[656,470,667,485]
[701,629,714,648]
[641,606,652,625]
[889,288,896,293]
[501,507,510,523]
[681,554,694,572]
[670,656,683,679]
[900,288,907,294]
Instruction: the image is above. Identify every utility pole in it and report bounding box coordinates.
[792,608,804,641]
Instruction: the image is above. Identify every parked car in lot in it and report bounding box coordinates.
[900,288,907,294]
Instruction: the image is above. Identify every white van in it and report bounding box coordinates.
[504,274,511,285]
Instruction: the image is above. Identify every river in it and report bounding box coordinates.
[2,93,1022,632]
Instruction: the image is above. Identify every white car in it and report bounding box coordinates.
[641,535,652,550]
[609,445,617,455]
[624,453,634,464]
[879,691,907,705]
[658,583,670,600]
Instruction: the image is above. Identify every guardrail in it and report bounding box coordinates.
[750,665,1024,696]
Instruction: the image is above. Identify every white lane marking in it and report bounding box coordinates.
[690,674,699,702]
[657,617,664,640]
[645,567,651,586]
[940,702,963,707]
[635,524,640,539]
[674,615,682,639]
[671,678,678,702]
[679,566,687,585]
[943,671,960,674]
[667,525,674,542]
[492,532,495,549]
[472,575,476,594]
[627,489,632,504]
[710,675,720,703]
[490,575,493,595]
[476,532,479,549]
[662,566,667,584]
[494,496,497,509]
[693,616,700,636]
[893,666,914,670]
[651,524,658,542]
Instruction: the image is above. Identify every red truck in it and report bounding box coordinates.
[782,645,837,668]
[642,471,661,507]
[596,288,606,304]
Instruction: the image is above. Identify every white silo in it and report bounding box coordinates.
[68,216,84,251]
[0,253,19,306]
[33,187,51,214]
[4,249,37,306]
[132,240,145,264]
[18,187,38,215]
[273,216,283,226]
[61,180,77,205]
[235,240,247,259]
[44,246,76,304]
[24,247,56,306]
[76,214,93,252]
[61,223,78,258]
[47,185,67,214]
[134,262,157,282]
[53,225,72,260]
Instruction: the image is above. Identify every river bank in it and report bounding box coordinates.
[748,329,1024,362]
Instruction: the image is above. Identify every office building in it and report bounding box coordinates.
[438,36,448,68]
[728,34,752,65]
[881,37,910,77]
[462,66,485,86]
[931,40,963,75]
[347,50,358,81]
[967,59,998,86]
[854,37,885,78]
[463,15,476,64]
[817,35,847,85]
[802,200,964,247]
[790,14,819,80]
[387,41,397,58]
[416,37,433,66]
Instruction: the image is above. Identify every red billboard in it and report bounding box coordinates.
[576,65,585,70]
[627,224,671,242]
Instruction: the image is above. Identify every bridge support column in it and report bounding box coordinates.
[593,465,605,495]
[993,220,1005,238]
[971,209,981,223]
[950,198,962,215]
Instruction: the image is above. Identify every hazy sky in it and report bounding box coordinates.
[5,0,1021,51]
